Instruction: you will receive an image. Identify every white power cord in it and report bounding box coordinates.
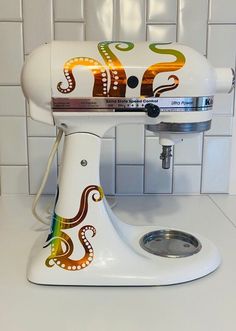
[32,128,64,226]
[32,128,118,226]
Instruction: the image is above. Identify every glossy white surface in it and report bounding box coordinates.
[0,194,236,330]
[27,118,56,137]
[202,137,232,193]
[0,0,22,20]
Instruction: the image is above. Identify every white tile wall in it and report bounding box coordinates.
[116,125,144,164]
[174,134,203,165]
[147,0,177,23]
[178,0,208,54]
[0,0,235,196]
[28,137,57,194]
[0,87,25,116]
[54,22,85,41]
[0,0,22,21]
[23,0,53,55]
[147,25,176,42]
[54,0,84,21]
[0,117,27,165]
[145,137,172,193]
[0,166,28,194]
[173,165,201,194]
[0,22,23,84]
[202,137,232,193]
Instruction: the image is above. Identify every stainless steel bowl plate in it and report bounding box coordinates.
[140,229,202,258]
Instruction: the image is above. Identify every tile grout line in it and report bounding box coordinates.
[208,195,236,229]
[21,0,30,195]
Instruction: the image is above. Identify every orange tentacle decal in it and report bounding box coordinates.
[57,57,108,96]
[44,185,104,271]
[98,41,134,97]
[141,43,186,97]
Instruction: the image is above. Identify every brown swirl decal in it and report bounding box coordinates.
[97,41,134,97]
[44,185,104,271]
[57,57,108,96]
[141,43,186,97]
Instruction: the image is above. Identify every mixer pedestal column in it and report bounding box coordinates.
[27,132,221,286]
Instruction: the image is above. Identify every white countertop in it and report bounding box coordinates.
[0,194,236,331]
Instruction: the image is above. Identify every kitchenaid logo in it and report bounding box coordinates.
[205,98,213,106]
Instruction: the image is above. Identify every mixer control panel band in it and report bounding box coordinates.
[52,96,213,113]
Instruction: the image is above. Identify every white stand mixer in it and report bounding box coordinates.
[21,41,234,286]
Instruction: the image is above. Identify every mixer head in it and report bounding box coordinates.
[21,41,234,169]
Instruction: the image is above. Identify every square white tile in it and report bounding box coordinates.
[0,166,28,194]
[207,25,236,67]
[174,134,203,165]
[116,165,143,194]
[178,0,208,54]
[27,118,56,137]
[0,117,27,165]
[0,0,22,20]
[54,0,84,21]
[147,0,177,23]
[173,165,201,194]
[117,0,146,40]
[205,116,233,136]
[201,136,232,193]
[209,0,236,23]
[116,124,144,164]
[147,25,176,42]
[213,93,234,115]
[0,22,23,84]
[28,137,57,194]
[85,0,113,40]
[145,137,172,193]
[0,86,25,116]
[54,22,85,41]
[100,139,115,195]
[23,0,53,54]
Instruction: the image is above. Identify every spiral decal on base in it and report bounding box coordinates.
[44,185,104,271]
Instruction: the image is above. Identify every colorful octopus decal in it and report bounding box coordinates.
[57,41,186,98]
[44,185,104,271]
